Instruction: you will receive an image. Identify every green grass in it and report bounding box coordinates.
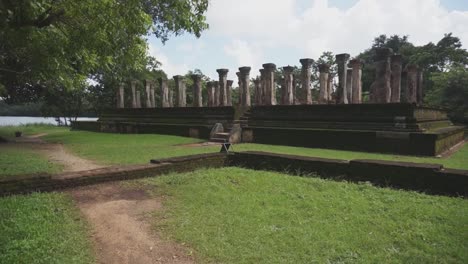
[0,192,95,264]
[141,167,468,263]
[0,146,62,177]
[236,143,468,170]
[1,125,467,169]
[0,123,68,140]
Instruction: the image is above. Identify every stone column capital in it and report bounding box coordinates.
[239,66,251,75]
[253,78,261,85]
[227,80,233,86]
[173,75,184,81]
[282,66,295,73]
[262,63,276,71]
[391,54,402,62]
[259,69,265,75]
[318,63,331,73]
[349,59,363,68]
[405,64,419,72]
[335,53,350,62]
[216,68,229,75]
[190,74,202,81]
[131,80,138,86]
[374,48,393,60]
[299,58,314,67]
[213,81,219,86]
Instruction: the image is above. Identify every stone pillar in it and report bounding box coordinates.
[404,64,418,103]
[369,48,392,103]
[159,78,169,108]
[145,79,152,108]
[401,71,408,102]
[191,74,203,107]
[226,80,233,106]
[136,90,141,108]
[262,63,276,105]
[349,59,363,104]
[216,69,229,106]
[239,67,251,106]
[390,54,402,103]
[253,78,262,105]
[236,72,242,105]
[206,81,215,107]
[259,69,266,105]
[118,84,125,108]
[213,81,220,106]
[131,80,137,108]
[282,66,294,105]
[417,70,424,105]
[150,81,156,108]
[168,90,174,107]
[346,69,353,103]
[335,53,350,104]
[173,75,186,107]
[318,64,330,104]
[328,76,334,102]
[299,58,314,104]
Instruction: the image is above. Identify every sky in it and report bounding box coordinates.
[148,0,468,80]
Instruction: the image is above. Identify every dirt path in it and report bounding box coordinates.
[68,183,194,264]
[9,134,104,172]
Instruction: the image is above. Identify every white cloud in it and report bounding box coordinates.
[224,40,264,77]
[148,44,189,77]
[208,0,468,60]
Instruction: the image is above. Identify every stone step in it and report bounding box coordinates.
[210,137,228,143]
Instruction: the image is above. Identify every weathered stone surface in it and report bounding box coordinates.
[228,124,242,143]
[369,48,392,103]
[405,64,418,103]
[159,78,170,108]
[318,64,330,104]
[299,58,314,104]
[206,81,215,107]
[417,70,424,105]
[173,75,186,107]
[236,72,242,105]
[282,66,295,105]
[259,69,266,105]
[349,59,363,104]
[346,68,353,103]
[145,79,152,108]
[328,75,334,102]
[239,66,251,106]
[263,63,277,105]
[168,89,174,107]
[136,90,141,108]
[213,81,220,107]
[131,80,137,108]
[118,84,125,108]
[390,54,402,103]
[191,74,203,107]
[335,53,350,104]
[210,123,224,139]
[253,78,262,105]
[226,80,233,106]
[150,81,156,108]
[216,69,229,106]
[401,71,408,102]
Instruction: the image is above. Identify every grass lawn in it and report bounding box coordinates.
[0,192,94,264]
[141,167,468,263]
[0,124,467,169]
[0,146,62,178]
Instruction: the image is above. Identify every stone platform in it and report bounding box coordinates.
[72,107,236,138]
[241,103,465,156]
[72,103,464,156]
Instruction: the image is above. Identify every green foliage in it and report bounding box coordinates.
[0,101,43,116]
[0,192,94,264]
[425,66,468,123]
[0,0,209,104]
[143,167,468,263]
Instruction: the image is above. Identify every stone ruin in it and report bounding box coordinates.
[75,50,465,157]
[115,48,426,109]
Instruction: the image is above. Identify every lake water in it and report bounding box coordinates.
[0,116,98,126]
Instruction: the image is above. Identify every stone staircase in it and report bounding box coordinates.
[209,111,250,143]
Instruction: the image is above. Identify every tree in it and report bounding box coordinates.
[0,0,209,106]
[425,66,468,123]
